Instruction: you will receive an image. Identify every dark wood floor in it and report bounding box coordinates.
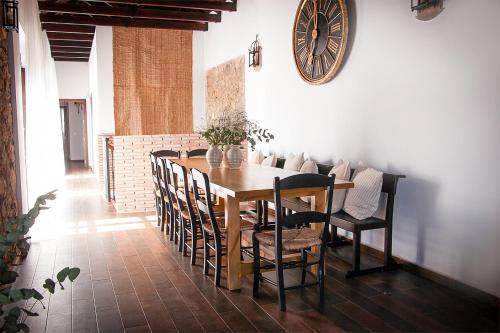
[16,163,499,333]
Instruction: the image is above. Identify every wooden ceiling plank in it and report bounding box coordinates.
[49,39,94,47]
[47,32,94,41]
[39,2,221,23]
[52,52,91,58]
[51,46,92,53]
[40,13,208,31]
[42,23,96,34]
[53,57,89,62]
[85,0,237,12]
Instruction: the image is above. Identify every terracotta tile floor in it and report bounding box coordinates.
[16,163,499,332]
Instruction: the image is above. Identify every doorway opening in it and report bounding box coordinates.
[59,99,89,172]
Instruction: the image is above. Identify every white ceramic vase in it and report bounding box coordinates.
[226,145,243,169]
[206,145,223,168]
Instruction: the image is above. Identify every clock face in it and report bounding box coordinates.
[293,0,348,84]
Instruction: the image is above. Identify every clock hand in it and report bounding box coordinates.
[308,0,319,65]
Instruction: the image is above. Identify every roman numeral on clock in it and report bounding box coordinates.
[327,38,339,54]
[299,47,308,65]
[327,3,338,18]
[330,22,341,34]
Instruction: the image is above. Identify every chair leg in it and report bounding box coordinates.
[263,201,269,226]
[177,218,183,252]
[215,238,222,287]
[318,245,326,306]
[180,217,187,255]
[276,256,286,312]
[352,231,361,273]
[252,234,261,297]
[191,225,198,265]
[174,214,179,245]
[384,225,393,268]
[155,196,161,227]
[169,210,175,241]
[203,234,210,276]
[165,206,170,235]
[301,248,307,286]
[256,200,263,225]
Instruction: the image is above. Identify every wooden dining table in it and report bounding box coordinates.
[173,158,354,290]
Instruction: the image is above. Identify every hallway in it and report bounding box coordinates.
[18,168,499,333]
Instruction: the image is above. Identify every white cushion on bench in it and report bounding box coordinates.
[329,159,351,213]
[283,152,304,171]
[343,162,383,220]
[299,160,319,203]
[261,154,277,167]
[249,149,264,164]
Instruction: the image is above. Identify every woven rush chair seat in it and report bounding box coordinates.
[255,227,321,251]
[202,216,255,234]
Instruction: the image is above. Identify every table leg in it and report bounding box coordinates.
[225,196,241,290]
[311,190,326,274]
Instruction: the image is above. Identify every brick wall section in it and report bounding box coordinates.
[0,30,17,224]
[111,134,209,213]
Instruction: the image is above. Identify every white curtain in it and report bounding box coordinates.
[19,0,64,204]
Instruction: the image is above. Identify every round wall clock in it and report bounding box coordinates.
[293,0,348,84]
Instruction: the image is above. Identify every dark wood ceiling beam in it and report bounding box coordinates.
[42,23,96,34]
[47,32,94,41]
[40,13,208,31]
[53,57,89,62]
[52,52,91,58]
[51,46,92,53]
[49,39,93,47]
[38,2,221,23]
[86,0,237,12]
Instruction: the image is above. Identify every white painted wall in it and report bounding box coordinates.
[88,26,115,173]
[199,0,500,296]
[55,61,89,99]
[67,102,85,160]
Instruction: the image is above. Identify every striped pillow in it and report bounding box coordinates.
[343,164,383,220]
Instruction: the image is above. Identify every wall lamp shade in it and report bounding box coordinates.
[248,35,261,70]
[411,0,444,21]
[2,0,19,32]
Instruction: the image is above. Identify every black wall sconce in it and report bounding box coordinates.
[2,0,19,32]
[248,34,262,71]
[411,0,444,21]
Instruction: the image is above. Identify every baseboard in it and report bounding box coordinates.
[338,238,499,307]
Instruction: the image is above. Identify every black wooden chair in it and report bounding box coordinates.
[191,168,255,286]
[329,171,405,277]
[157,158,176,238]
[170,162,205,264]
[164,160,185,247]
[252,173,335,312]
[186,149,208,158]
[150,150,180,231]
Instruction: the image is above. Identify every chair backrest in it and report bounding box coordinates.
[186,149,208,158]
[171,162,197,223]
[150,153,160,191]
[274,173,335,244]
[153,149,181,159]
[164,160,179,212]
[191,168,221,237]
[159,158,175,212]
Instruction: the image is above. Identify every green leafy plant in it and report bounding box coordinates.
[199,109,274,151]
[0,191,80,333]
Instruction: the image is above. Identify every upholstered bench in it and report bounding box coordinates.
[273,158,405,277]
